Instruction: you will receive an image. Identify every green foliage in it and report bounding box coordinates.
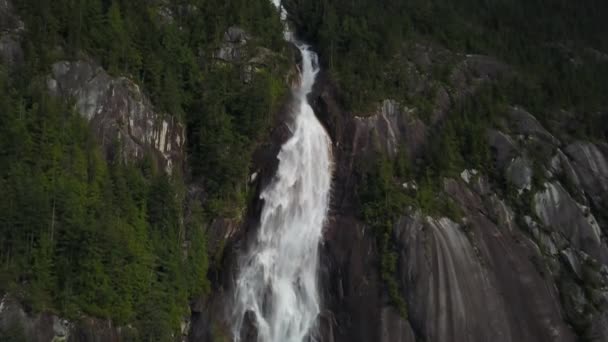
[2,0,292,335]
[423,85,500,179]
[286,0,608,119]
[15,0,290,219]
[357,153,412,317]
[354,85,505,313]
[0,71,209,337]
[189,66,288,217]
[0,318,27,342]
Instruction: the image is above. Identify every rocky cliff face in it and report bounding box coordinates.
[306,42,608,342]
[1,1,184,174]
[47,60,185,174]
[3,0,608,340]
[185,35,608,342]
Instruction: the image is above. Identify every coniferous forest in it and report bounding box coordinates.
[1,0,608,341]
[1,0,288,338]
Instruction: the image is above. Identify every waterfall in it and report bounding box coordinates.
[231,2,333,342]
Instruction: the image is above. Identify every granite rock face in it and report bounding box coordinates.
[5,0,608,339]
[0,0,23,66]
[48,60,185,173]
[0,295,130,342]
[565,142,608,210]
[146,35,608,341]
[396,212,574,342]
[298,41,608,342]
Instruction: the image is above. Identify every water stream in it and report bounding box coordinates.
[231,2,333,341]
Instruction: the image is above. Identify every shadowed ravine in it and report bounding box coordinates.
[231,2,333,341]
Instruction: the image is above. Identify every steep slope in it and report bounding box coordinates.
[2,0,608,342]
[192,2,608,342]
[309,42,608,342]
[0,0,291,340]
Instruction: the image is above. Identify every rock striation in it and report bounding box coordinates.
[48,60,185,174]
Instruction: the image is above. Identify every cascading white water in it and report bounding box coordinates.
[231,2,332,342]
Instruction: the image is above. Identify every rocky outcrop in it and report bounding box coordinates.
[0,295,131,342]
[181,21,608,342]
[565,142,608,211]
[48,60,185,173]
[352,100,426,159]
[506,156,533,191]
[214,26,251,63]
[534,182,603,260]
[2,2,184,174]
[396,212,574,342]
[213,26,291,85]
[0,0,23,33]
[0,0,24,66]
[508,106,560,144]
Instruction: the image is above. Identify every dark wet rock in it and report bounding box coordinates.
[190,296,227,341]
[213,26,290,84]
[560,279,592,329]
[448,54,509,101]
[506,156,533,192]
[353,100,404,157]
[488,129,518,170]
[215,26,250,63]
[239,311,259,342]
[534,182,603,260]
[508,106,560,145]
[565,142,608,210]
[488,195,517,232]
[48,60,185,173]
[395,211,575,342]
[379,307,416,342]
[319,215,385,342]
[464,54,509,80]
[0,295,130,342]
[550,149,584,197]
[206,218,240,259]
[315,311,336,342]
[352,100,427,160]
[561,248,584,280]
[429,85,452,125]
[0,0,23,33]
[589,312,608,342]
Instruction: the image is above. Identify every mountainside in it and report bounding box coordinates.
[1,0,608,341]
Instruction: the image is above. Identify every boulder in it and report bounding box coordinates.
[215,26,250,63]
